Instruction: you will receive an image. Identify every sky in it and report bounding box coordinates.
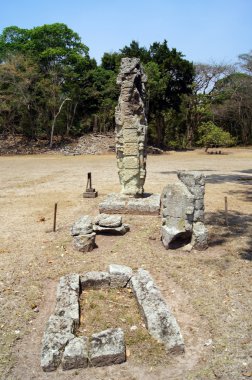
[1,0,251,65]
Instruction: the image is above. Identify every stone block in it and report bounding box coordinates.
[93,224,130,235]
[55,274,80,330]
[123,156,139,169]
[99,193,160,215]
[41,315,75,372]
[192,222,208,250]
[62,337,88,370]
[71,216,93,236]
[193,209,205,222]
[94,213,122,228]
[123,142,139,156]
[161,183,194,219]
[108,264,133,288]
[123,128,138,142]
[80,271,111,290]
[73,233,96,252]
[89,328,126,367]
[130,269,184,353]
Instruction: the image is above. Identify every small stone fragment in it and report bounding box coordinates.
[89,328,126,367]
[71,216,93,236]
[108,264,133,288]
[62,337,88,370]
[80,271,111,290]
[73,232,96,252]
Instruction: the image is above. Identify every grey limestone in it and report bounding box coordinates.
[71,215,93,236]
[130,269,184,353]
[161,171,208,250]
[41,315,75,372]
[99,193,160,215]
[89,328,126,367]
[73,232,96,252]
[80,271,111,290]
[54,274,80,329]
[108,264,133,288]
[62,337,88,370]
[115,57,148,196]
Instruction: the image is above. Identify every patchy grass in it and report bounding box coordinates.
[77,287,168,366]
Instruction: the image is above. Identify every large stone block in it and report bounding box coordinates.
[130,269,184,353]
[123,143,139,156]
[41,315,75,372]
[94,213,122,228]
[54,274,80,330]
[89,328,126,367]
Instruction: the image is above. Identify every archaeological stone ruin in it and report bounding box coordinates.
[161,171,208,250]
[41,265,184,371]
[99,57,160,215]
[115,57,148,196]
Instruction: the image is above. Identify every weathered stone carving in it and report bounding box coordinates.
[115,57,148,196]
[161,171,208,250]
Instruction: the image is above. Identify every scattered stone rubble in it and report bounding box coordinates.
[161,171,208,250]
[115,57,148,196]
[71,214,130,252]
[41,265,184,372]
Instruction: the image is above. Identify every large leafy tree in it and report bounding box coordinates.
[0,24,96,144]
[119,40,194,146]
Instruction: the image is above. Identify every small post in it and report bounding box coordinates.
[53,203,58,232]
[224,196,228,226]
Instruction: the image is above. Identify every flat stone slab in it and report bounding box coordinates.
[89,328,126,367]
[130,269,185,353]
[93,224,130,235]
[71,215,93,236]
[94,213,122,228]
[99,193,160,215]
[54,274,80,329]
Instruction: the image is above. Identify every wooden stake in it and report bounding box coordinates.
[224,196,228,226]
[53,203,58,232]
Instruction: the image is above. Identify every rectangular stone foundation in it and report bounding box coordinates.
[99,193,160,215]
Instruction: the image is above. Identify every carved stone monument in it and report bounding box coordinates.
[115,57,148,196]
[99,57,160,215]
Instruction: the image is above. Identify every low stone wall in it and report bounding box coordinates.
[41,265,184,372]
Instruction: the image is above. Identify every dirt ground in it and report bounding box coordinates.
[0,148,251,380]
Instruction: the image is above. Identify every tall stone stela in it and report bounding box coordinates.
[115,58,148,197]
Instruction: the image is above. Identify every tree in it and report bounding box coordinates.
[197,121,235,151]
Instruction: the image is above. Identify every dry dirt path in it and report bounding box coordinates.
[0,149,251,380]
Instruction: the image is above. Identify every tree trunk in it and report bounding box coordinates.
[50,98,70,148]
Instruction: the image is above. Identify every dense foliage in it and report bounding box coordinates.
[0,23,251,148]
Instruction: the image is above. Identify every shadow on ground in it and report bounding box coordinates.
[206,210,252,261]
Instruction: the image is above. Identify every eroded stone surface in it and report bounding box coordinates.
[108,264,133,288]
[161,171,208,250]
[90,328,126,367]
[130,269,185,353]
[115,57,148,196]
[93,224,130,235]
[71,216,93,236]
[80,271,111,289]
[73,232,96,252]
[41,315,75,372]
[94,213,122,228]
[62,337,88,370]
[55,274,80,329]
[99,193,160,215]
